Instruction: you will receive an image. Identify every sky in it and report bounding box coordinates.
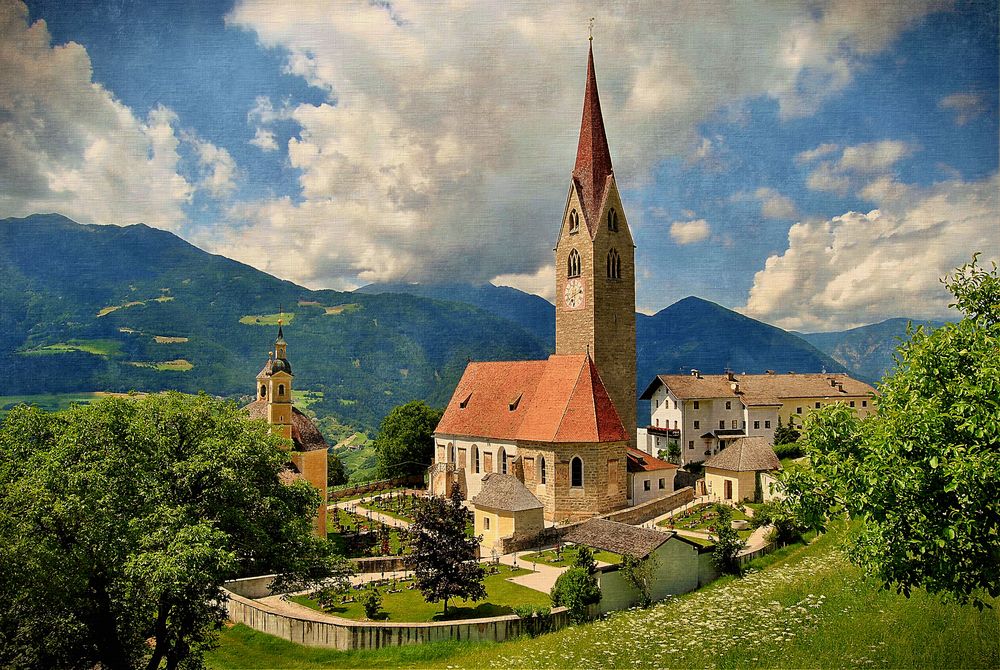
[3,0,998,332]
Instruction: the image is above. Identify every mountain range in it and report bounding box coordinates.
[2,214,922,433]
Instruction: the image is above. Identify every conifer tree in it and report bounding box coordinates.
[406,483,485,615]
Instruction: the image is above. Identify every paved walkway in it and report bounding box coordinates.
[498,550,566,594]
[328,495,414,530]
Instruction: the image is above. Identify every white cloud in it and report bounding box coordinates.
[491,265,556,302]
[804,140,915,195]
[670,219,711,245]
[0,2,208,229]
[939,92,987,126]
[743,172,1000,331]
[219,0,947,288]
[184,132,238,198]
[250,127,278,152]
[795,143,839,164]
[754,187,799,219]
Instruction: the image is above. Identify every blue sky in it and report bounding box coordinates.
[6,0,999,331]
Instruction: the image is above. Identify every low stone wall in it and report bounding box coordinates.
[329,475,425,501]
[600,487,694,525]
[223,589,574,650]
[352,556,407,574]
[224,574,277,599]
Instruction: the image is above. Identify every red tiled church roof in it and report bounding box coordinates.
[626,448,678,472]
[435,354,626,443]
[572,43,614,234]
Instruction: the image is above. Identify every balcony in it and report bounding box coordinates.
[646,425,680,438]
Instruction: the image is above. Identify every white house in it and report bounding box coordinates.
[626,448,678,505]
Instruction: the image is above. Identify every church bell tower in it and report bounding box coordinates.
[256,322,294,442]
[554,42,637,446]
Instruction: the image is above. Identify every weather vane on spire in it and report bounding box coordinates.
[589,17,595,41]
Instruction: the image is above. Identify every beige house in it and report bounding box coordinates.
[471,473,544,557]
[626,448,678,506]
[703,436,781,503]
[245,325,329,536]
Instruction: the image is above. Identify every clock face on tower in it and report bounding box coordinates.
[564,278,585,309]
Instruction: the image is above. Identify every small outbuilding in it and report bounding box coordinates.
[626,448,678,505]
[703,436,781,502]
[471,473,544,557]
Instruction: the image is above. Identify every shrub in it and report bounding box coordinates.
[573,545,598,574]
[773,442,804,459]
[750,500,807,546]
[362,586,383,620]
[551,567,601,622]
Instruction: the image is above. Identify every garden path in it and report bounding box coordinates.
[497,551,566,594]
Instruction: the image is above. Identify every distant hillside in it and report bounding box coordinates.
[800,318,948,383]
[0,214,550,431]
[356,281,556,348]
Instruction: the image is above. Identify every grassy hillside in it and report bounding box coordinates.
[205,522,998,669]
[0,214,549,432]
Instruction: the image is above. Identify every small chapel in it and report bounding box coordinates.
[244,324,330,536]
[430,42,637,524]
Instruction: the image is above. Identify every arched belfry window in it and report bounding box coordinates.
[260,385,267,398]
[608,208,619,232]
[539,457,547,485]
[569,209,580,234]
[571,456,584,488]
[278,384,285,397]
[607,248,621,279]
[567,249,581,278]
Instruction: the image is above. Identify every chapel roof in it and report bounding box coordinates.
[562,517,671,559]
[435,354,626,444]
[244,399,330,452]
[702,436,781,472]
[471,473,543,512]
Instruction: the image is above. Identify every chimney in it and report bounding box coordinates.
[731,382,740,393]
[836,383,844,393]
[690,369,700,378]
[829,378,838,387]
[727,371,736,381]
[765,369,775,375]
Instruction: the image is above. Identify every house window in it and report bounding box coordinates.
[449,444,456,462]
[862,400,868,408]
[569,208,580,234]
[499,447,507,474]
[754,421,760,430]
[732,420,738,429]
[719,420,725,429]
[688,441,694,449]
[606,248,621,279]
[484,516,490,530]
[693,420,700,429]
[658,478,665,490]
[693,401,700,410]
[643,480,651,491]
[540,457,547,485]
[567,249,581,278]
[725,401,731,410]
[796,407,803,414]
[608,208,619,232]
[571,456,583,488]
[850,400,856,408]
[765,420,771,429]
[674,420,678,429]
[815,402,821,409]
[473,445,480,473]
[656,418,660,427]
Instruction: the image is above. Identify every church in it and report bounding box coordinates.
[430,43,637,523]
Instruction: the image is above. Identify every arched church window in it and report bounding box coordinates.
[260,385,267,398]
[540,457,547,485]
[569,209,580,234]
[449,443,456,463]
[608,208,618,232]
[473,445,480,473]
[568,249,581,278]
[571,456,584,488]
[606,248,621,279]
[498,447,507,474]
[278,384,285,397]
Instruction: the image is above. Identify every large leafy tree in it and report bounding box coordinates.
[373,400,443,479]
[0,392,338,669]
[406,483,485,615]
[783,257,1000,607]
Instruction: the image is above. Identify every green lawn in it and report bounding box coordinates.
[126,359,194,371]
[207,521,999,669]
[18,339,122,357]
[289,565,549,623]
[521,545,622,567]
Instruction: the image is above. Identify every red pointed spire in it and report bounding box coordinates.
[572,43,614,226]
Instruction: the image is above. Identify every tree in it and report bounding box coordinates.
[327,451,348,488]
[0,393,339,670]
[774,415,800,446]
[711,504,745,574]
[573,545,598,574]
[619,552,659,607]
[373,400,444,479]
[749,500,806,546]
[783,257,1000,608]
[406,483,485,614]
[551,566,602,622]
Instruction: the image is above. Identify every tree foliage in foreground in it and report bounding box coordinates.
[620,552,659,608]
[406,483,485,614]
[0,393,339,670]
[783,256,1000,608]
[711,504,746,574]
[373,400,444,479]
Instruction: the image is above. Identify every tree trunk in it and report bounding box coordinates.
[144,599,170,670]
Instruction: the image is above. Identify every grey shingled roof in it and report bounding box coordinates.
[471,473,543,512]
[244,399,330,452]
[703,436,781,472]
[562,518,671,558]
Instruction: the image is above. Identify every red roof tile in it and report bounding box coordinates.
[572,44,614,233]
[245,399,330,452]
[627,448,678,472]
[435,355,626,444]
